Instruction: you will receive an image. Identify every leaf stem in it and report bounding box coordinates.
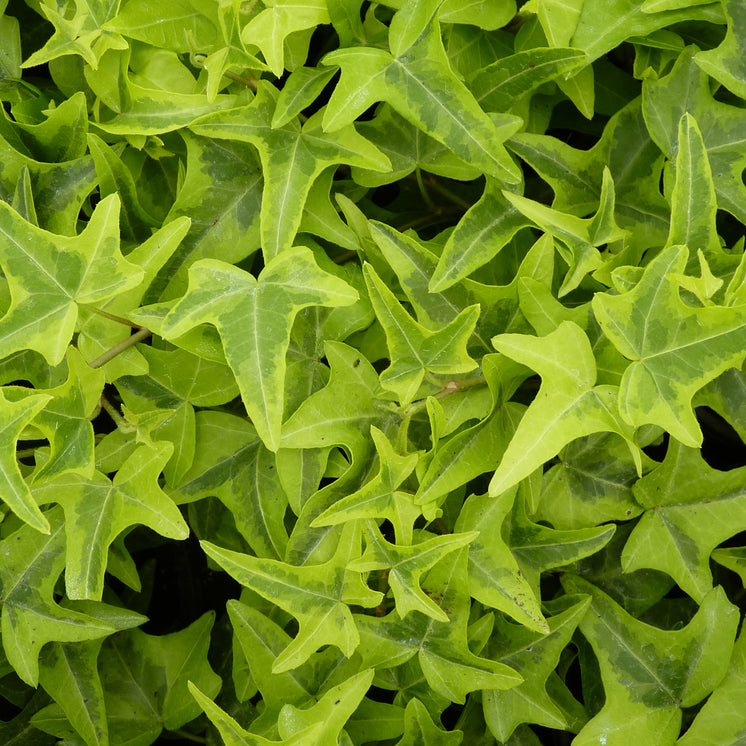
[81,305,143,328]
[425,173,471,210]
[170,729,206,744]
[88,327,152,369]
[99,395,136,433]
[416,168,436,211]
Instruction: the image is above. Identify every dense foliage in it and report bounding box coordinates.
[2,0,746,744]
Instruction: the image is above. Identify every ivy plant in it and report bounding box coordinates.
[2,0,746,744]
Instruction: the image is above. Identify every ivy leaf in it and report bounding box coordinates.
[170,411,290,559]
[621,440,746,601]
[0,387,52,533]
[190,82,390,260]
[312,426,420,544]
[32,441,189,601]
[0,507,124,687]
[189,682,324,746]
[483,596,591,741]
[395,697,463,746]
[239,0,329,77]
[677,626,746,745]
[160,248,358,451]
[455,489,548,633]
[277,668,374,742]
[489,321,640,498]
[643,45,746,224]
[201,522,383,673]
[364,262,480,406]
[592,244,746,447]
[0,193,143,366]
[349,522,479,622]
[281,341,393,463]
[356,548,522,704]
[35,605,146,746]
[22,0,126,69]
[504,167,627,295]
[322,10,521,184]
[6,348,105,484]
[98,612,222,740]
[693,0,746,100]
[507,99,670,253]
[562,575,739,746]
[664,112,721,258]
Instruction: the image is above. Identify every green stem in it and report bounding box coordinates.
[170,730,206,744]
[416,168,436,211]
[99,395,136,433]
[425,173,471,210]
[88,327,152,369]
[81,305,142,328]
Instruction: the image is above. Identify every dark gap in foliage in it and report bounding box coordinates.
[439,701,463,730]
[365,684,396,704]
[512,374,541,407]
[716,209,744,247]
[542,125,597,151]
[670,20,727,50]
[371,182,401,208]
[306,24,339,67]
[379,519,395,543]
[697,406,746,470]
[125,530,241,635]
[302,70,340,121]
[606,42,635,76]
[642,430,669,463]
[533,725,574,744]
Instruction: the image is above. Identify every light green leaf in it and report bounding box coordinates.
[0,387,52,532]
[277,668,374,742]
[271,65,337,129]
[202,522,382,673]
[395,697,463,746]
[5,347,104,483]
[160,248,358,451]
[191,81,390,260]
[170,411,289,559]
[0,507,123,687]
[678,627,746,745]
[643,45,746,225]
[563,576,739,746]
[322,14,521,184]
[32,441,189,600]
[470,47,588,113]
[189,682,323,746]
[312,426,420,544]
[356,548,522,703]
[592,245,746,446]
[622,440,746,601]
[364,262,480,406]
[349,522,479,622]
[489,321,639,498]
[281,341,393,462]
[694,0,746,100]
[98,612,221,738]
[455,489,548,633]
[483,596,591,741]
[0,193,143,365]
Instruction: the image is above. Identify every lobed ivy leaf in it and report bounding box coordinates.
[489,320,640,498]
[202,522,383,673]
[0,507,125,687]
[32,440,189,601]
[160,248,358,451]
[190,82,390,261]
[321,9,521,184]
[0,193,143,366]
[592,244,746,446]
[563,575,739,746]
[364,262,480,406]
[622,440,746,601]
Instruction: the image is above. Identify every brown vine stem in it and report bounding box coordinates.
[88,327,152,369]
